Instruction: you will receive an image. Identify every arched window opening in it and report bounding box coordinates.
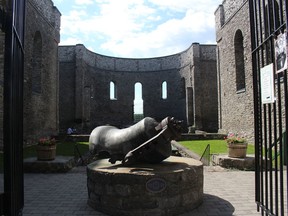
[110,81,117,100]
[234,30,245,92]
[32,31,42,93]
[162,81,167,99]
[134,82,144,122]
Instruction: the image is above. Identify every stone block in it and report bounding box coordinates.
[212,154,255,170]
[23,156,75,173]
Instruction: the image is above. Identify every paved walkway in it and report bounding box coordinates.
[21,165,261,216]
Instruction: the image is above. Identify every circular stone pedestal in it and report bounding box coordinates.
[87,156,203,216]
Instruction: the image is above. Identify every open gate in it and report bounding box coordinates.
[0,0,26,215]
[249,0,288,215]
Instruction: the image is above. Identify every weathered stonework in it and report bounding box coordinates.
[212,154,255,170]
[23,0,60,144]
[23,156,75,173]
[58,44,218,134]
[0,0,60,148]
[1,0,258,149]
[215,0,254,142]
[87,156,203,216]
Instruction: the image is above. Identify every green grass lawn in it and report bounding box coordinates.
[0,141,90,172]
[179,139,255,156]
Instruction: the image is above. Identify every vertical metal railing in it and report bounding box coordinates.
[200,144,210,166]
[249,0,287,215]
[0,5,5,215]
[1,0,26,215]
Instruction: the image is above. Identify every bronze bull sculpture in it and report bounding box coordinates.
[89,117,182,165]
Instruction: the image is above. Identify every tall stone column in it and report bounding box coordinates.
[186,87,194,127]
[75,45,84,125]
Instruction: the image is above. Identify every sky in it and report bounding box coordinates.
[52,0,221,58]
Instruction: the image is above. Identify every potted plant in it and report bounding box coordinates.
[36,137,57,161]
[225,132,248,158]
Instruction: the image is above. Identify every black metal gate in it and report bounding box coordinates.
[249,0,288,215]
[0,0,26,215]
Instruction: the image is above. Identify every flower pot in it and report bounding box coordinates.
[227,143,247,158]
[36,144,56,161]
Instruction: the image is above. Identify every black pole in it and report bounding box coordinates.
[3,0,25,215]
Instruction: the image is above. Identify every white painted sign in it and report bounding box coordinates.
[260,63,275,104]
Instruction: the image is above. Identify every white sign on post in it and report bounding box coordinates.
[260,63,275,104]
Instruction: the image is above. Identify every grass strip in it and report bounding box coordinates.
[179,139,255,156]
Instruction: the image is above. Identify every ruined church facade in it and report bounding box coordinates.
[58,44,218,133]
[0,0,257,147]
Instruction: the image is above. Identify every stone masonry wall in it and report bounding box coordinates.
[23,0,61,145]
[0,0,264,149]
[59,43,218,133]
[0,0,218,147]
[58,46,76,132]
[215,0,248,30]
[197,45,218,131]
[215,0,254,141]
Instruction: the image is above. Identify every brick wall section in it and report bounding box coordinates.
[59,43,218,133]
[23,0,61,144]
[215,0,254,141]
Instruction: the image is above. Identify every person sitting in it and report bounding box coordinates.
[67,127,73,135]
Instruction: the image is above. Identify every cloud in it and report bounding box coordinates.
[74,0,93,5]
[60,36,83,46]
[56,0,219,57]
[52,0,63,3]
[148,0,218,13]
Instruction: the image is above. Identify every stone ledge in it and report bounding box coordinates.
[212,154,255,170]
[24,156,75,173]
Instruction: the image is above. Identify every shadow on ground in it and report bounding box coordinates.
[181,193,235,216]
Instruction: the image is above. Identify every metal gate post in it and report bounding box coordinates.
[2,0,26,215]
[249,0,288,215]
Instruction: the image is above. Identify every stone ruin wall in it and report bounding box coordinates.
[199,45,219,131]
[28,0,61,31]
[58,43,218,134]
[1,0,283,148]
[23,0,61,145]
[215,0,255,141]
[0,0,219,149]
[215,0,248,30]
[0,0,60,148]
